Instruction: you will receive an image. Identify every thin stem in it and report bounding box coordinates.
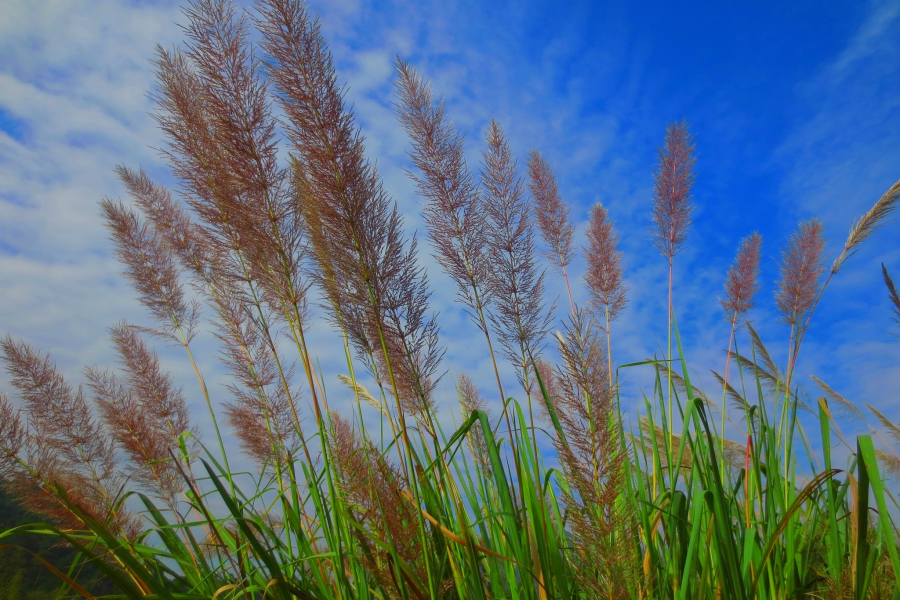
[667,259,674,460]
[605,307,613,392]
[720,315,737,478]
[561,261,576,319]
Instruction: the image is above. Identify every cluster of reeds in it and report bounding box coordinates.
[2,1,900,598]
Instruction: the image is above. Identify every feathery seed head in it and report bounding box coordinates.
[100,198,199,342]
[456,373,491,475]
[584,202,627,325]
[116,165,217,285]
[651,120,695,264]
[527,150,575,272]
[551,310,635,595]
[328,413,426,594]
[87,326,193,507]
[721,232,762,321]
[481,120,553,389]
[1,337,138,537]
[260,0,443,423]
[394,61,492,323]
[832,178,900,275]
[883,264,900,333]
[776,219,825,328]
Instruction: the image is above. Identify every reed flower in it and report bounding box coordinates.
[882,264,900,332]
[810,375,865,421]
[258,0,443,429]
[831,178,900,275]
[584,202,627,387]
[105,323,193,460]
[329,413,426,599]
[717,232,761,450]
[527,150,576,314]
[651,120,695,267]
[173,0,310,327]
[216,289,302,473]
[394,62,490,323]
[527,151,575,273]
[585,203,627,325]
[551,310,634,598]
[146,0,327,477]
[0,393,24,469]
[481,119,553,396]
[778,182,899,393]
[456,373,491,476]
[86,324,194,507]
[651,120,695,445]
[721,233,762,322]
[100,198,200,343]
[776,219,825,329]
[0,337,138,538]
[152,3,299,328]
[115,167,217,287]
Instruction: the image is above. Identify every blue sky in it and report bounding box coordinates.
[1,0,899,466]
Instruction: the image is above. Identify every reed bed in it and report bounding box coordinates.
[2,0,900,598]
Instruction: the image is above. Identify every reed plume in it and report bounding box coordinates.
[779,180,900,397]
[551,310,634,598]
[718,233,761,455]
[527,150,576,315]
[100,198,200,343]
[111,324,194,441]
[176,0,314,343]
[258,0,443,435]
[776,219,825,329]
[650,120,695,447]
[651,120,695,267]
[830,178,900,276]
[883,264,900,332]
[867,404,900,446]
[584,202,627,388]
[115,166,216,288]
[85,324,195,508]
[535,357,560,405]
[394,61,508,405]
[339,374,389,418]
[0,393,30,511]
[0,393,24,471]
[721,233,762,322]
[776,219,825,390]
[329,414,427,599]
[112,166,244,478]
[0,337,138,538]
[481,120,553,398]
[149,0,329,481]
[810,375,864,422]
[216,290,303,474]
[456,373,491,476]
[194,0,311,330]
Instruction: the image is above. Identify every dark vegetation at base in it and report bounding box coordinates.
[0,481,112,600]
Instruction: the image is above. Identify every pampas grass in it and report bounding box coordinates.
[2,2,900,599]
